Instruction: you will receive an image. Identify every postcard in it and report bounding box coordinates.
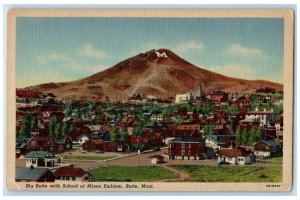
[6,8,294,191]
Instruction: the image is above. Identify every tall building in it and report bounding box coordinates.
[196,84,202,98]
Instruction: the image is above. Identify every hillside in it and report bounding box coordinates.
[26,49,283,101]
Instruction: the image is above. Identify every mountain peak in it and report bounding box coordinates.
[28,48,283,102]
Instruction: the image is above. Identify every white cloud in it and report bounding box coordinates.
[80,43,107,59]
[226,43,264,57]
[174,40,204,53]
[36,53,71,65]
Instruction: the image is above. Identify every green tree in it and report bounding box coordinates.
[110,126,119,145]
[175,116,183,125]
[132,125,144,137]
[203,124,213,136]
[236,125,242,145]
[121,127,129,144]
[19,113,36,138]
[241,128,248,145]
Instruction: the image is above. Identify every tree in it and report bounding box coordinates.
[175,116,183,125]
[132,125,144,137]
[236,125,242,145]
[121,127,129,144]
[92,114,101,125]
[49,117,58,139]
[49,117,65,140]
[110,126,119,145]
[203,124,213,136]
[241,128,248,145]
[19,113,36,138]
[250,126,261,144]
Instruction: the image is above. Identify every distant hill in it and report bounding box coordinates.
[26,49,283,101]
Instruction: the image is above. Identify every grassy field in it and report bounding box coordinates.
[62,155,115,161]
[173,156,282,182]
[89,166,178,182]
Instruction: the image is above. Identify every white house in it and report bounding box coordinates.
[204,135,225,152]
[25,151,54,168]
[77,134,90,145]
[245,107,274,127]
[218,148,255,165]
[175,93,193,103]
[86,125,101,131]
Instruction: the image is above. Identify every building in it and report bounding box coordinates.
[82,139,103,152]
[245,107,274,127]
[27,136,56,152]
[176,123,200,131]
[218,148,255,165]
[24,151,54,168]
[253,140,283,158]
[55,165,91,182]
[168,137,205,160]
[175,93,193,104]
[203,135,225,152]
[149,155,165,164]
[16,167,56,182]
[209,91,229,104]
[150,114,169,122]
[16,140,27,158]
[55,136,73,151]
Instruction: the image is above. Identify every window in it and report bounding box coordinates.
[72,177,76,181]
[228,157,232,161]
[181,150,185,155]
[66,177,70,180]
[188,150,191,155]
[238,158,244,161]
[181,144,185,148]
[188,144,191,148]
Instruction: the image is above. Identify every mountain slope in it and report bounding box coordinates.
[27,49,283,101]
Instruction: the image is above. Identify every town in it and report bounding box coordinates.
[15,85,283,182]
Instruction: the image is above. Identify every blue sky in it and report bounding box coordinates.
[16,17,284,88]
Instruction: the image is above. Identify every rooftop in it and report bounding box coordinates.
[16,167,51,181]
[25,151,53,159]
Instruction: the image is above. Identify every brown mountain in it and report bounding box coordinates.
[27,49,283,101]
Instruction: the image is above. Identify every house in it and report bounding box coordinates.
[150,114,169,122]
[175,93,193,103]
[149,155,165,164]
[218,148,255,165]
[16,167,56,182]
[68,126,92,143]
[176,123,200,131]
[142,131,163,147]
[24,151,54,168]
[55,136,73,151]
[168,137,205,160]
[204,135,225,152]
[27,136,56,152]
[82,139,103,152]
[239,118,260,130]
[16,140,27,158]
[55,165,91,182]
[253,140,283,158]
[245,107,274,127]
[209,91,229,104]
